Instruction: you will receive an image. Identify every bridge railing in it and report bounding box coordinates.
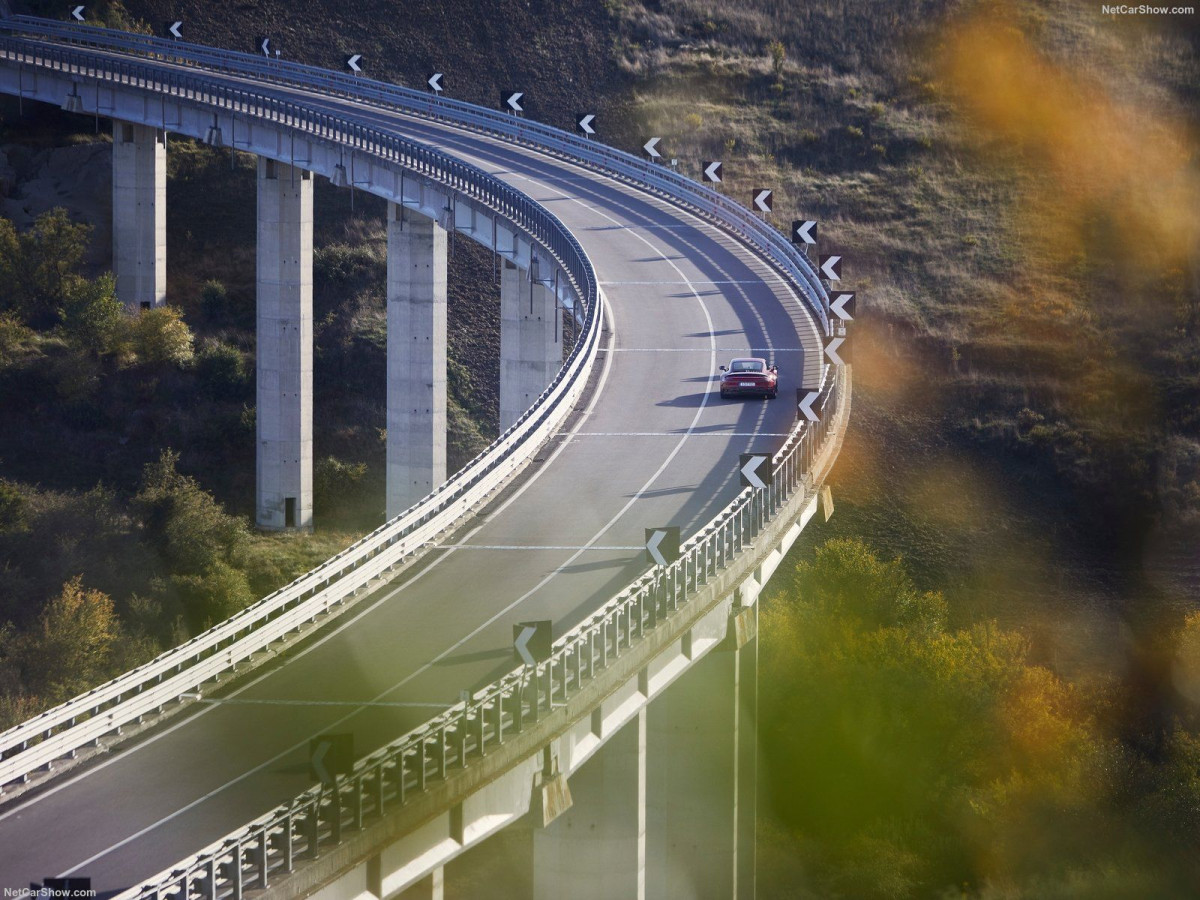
[0,24,850,900]
[1,16,831,335]
[0,34,603,791]
[112,367,849,900]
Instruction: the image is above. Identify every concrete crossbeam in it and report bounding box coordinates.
[499,260,562,432]
[386,203,448,519]
[256,158,313,531]
[111,121,166,309]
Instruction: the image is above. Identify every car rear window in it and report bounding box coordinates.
[730,360,764,373]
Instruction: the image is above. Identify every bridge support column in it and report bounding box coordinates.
[533,709,645,900]
[646,610,757,899]
[395,866,444,899]
[112,121,166,309]
[256,158,313,531]
[386,203,447,519]
[499,260,561,431]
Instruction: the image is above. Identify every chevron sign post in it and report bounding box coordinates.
[513,621,553,666]
[797,388,824,423]
[739,453,774,489]
[818,254,842,281]
[792,219,817,245]
[576,113,596,136]
[824,335,847,366]
[645,527,681,567]
[309,734,354,786]
[753,189,773,213]
[702,161,723,183]
[503,91,524,113]
[830,292,855,321]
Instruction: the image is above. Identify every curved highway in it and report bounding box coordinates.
[0,33,823,893]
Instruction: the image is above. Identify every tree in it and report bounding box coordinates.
[130,306,195,367]
[18,577,120,704]
[761,539,1111,897]
[768,39,786,81]
[314,456,370,524]
[0,481,24,533]
[169,561,253,629]
[195,340,249,399]
[134,450,247,575]
[789,537,947,633]
[0,209,92,329]
[60,272,124,354]
[199,279,230,321]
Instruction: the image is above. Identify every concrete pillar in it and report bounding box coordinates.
[396,867,444,900]
[533,710,646,900]
[386,203,447,519]
[111,121,166,310]
[256,158,313,531]
[646,615,757,899]
[499,260,562,431]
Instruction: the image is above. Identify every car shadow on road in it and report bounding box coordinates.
[433,648,512,668]
[684,328,744,338]
[656,391,712,408]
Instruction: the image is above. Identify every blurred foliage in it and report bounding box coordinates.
[761,539,1200,898]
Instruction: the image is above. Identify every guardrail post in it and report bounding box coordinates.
[353,775,364,830]
[256,831,269,888]
[306,800,320,858]
[227,841,243,900]
[456,709,469,768]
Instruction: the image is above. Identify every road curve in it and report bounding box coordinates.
[0,45,823,893]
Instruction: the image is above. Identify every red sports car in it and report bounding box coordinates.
[719,358,778,399]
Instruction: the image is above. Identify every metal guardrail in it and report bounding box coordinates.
[1,16,831,334]
[0,33,603,790]
[0,19,850,899]
[113,370,849,900]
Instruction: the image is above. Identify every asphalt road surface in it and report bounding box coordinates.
[0,47,824,894]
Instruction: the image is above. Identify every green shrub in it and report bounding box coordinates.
[0,481,25,532]
[169,561,253,629]
[0,208,91,329]
[314,456,371,524]
[60,272,124,354]
[134,449,248,575]
[130,306,195,367]
[195,340,249,399]
[199,279,230,321]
